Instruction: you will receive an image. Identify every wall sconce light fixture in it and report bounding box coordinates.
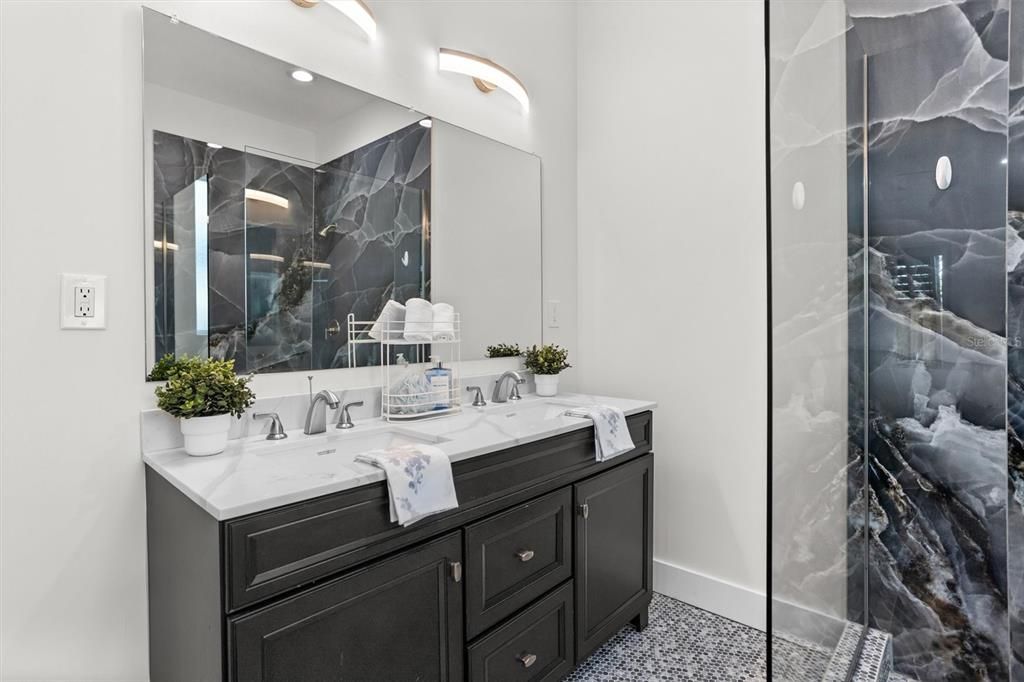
[291,0,377,39]
[438,48,529,112]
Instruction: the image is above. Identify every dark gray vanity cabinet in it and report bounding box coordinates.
[574,455,654,662]
[146,411,654,682]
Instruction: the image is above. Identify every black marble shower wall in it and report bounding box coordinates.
[846,1,1011,679]
[151,124,430,373]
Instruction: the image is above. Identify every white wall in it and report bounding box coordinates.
[577,0,767,628]
[0,1,577,679]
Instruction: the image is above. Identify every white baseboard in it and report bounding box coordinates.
[653,558,766,631]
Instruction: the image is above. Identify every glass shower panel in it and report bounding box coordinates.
[244,148,316,373]
[770,1,867,679]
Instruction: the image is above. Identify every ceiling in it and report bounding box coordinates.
[144,10,383,131]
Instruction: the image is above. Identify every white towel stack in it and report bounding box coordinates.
[355,444,459,526]
[432,302,456,341]
[403,298,434,342]
[368,300,406,341]
[565,405,635,462]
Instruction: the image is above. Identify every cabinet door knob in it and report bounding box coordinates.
[517,652,537,668]
[516,549,535,562]
[450,561,462,583]
[578,503,589,519]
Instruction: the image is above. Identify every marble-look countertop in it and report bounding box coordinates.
[143,393,656,520]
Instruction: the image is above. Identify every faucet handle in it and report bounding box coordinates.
[337,400,364,430]
[466,386,487,407]
[253,412,288,440]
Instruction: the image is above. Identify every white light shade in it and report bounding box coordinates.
[154,240,179,251]
[439,48,529,112]
[325,0,376,38]
[301,260,332,270]
[249,253,285,263]
[245,189,290,209]
[290,69,314,83]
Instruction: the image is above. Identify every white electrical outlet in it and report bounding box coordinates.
[61,274,107,329]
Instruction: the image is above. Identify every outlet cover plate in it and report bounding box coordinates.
[60,273,106,329]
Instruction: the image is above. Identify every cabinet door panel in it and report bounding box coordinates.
[574,454,653,662]
[229,532,463,682]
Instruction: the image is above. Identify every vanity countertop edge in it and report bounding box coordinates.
[142,393,657,521]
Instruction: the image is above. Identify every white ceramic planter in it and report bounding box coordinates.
[180,413,231,456]
[534,374,560,397]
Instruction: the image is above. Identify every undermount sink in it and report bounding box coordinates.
[243,428,448,476]
[489,399,586,423]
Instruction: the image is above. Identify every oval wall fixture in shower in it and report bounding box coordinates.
[936,156,952,190]
[791,181,806,210]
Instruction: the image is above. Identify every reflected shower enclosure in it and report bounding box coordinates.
[152,124,431,373]
[771,0,1020,679]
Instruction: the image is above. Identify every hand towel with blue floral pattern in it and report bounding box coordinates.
[355,444,459,526]
[565,405,635,462]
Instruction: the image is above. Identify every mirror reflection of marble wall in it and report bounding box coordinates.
[144,8,541,375]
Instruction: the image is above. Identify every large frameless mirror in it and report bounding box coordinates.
[144,8,542,376]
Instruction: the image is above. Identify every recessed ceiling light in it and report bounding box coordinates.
[291,69,314,83]
[207,142,223,149]
[419,119,433,128]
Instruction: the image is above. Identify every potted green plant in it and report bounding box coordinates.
[150,354,255,456]
[486,343,523,358]
[524,344,571,397]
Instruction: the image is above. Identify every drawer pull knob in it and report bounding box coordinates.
[450,561,462,583]
[518,652,537,668]
[516,549,535,562]
[579,503,589,519]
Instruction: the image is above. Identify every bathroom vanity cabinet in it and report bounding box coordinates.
[146,411,653,682]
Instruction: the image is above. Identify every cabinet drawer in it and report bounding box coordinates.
[467,581,574,682]
[465,488,572,638]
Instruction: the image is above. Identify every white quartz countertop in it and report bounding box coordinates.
[143,393,656,520]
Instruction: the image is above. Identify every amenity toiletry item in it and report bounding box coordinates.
[565,405,635,461]
[432,302,456,341]
[403,297,434,342]
[386,354,432,416]
[369,300,406,341]
[425,356,453,410]
[354,444,459,526]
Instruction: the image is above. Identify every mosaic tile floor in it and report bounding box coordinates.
[565,593,767,681]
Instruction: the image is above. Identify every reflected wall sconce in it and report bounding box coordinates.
[245,189,290,209]
[438,48,529,112]
[291,0,377,39]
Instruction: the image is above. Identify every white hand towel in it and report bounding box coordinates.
[355,444,459,526]
[403,298,434,342]
[565,405,635,462]
[369,300,406,341]
[432,302,456,341]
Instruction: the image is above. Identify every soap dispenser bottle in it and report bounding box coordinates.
[424,355,452,410]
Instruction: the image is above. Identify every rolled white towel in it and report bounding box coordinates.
[432,302,456,341]
[403,298,434,342]
[369,300,406,341]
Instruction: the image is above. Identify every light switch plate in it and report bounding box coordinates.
[60,273,107,329]
[546,299,561,328]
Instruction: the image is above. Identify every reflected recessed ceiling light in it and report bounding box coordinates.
[249,253,286,263]
[291,0,377,39]
[438,48,529,112]
[419,118,432,128]
[290,69,314,83]
[245,189,290,209]
[207,142,223,149]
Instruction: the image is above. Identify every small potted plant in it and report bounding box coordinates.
[149,354,255,456]
[486,343,523,358]
[524,344,571,397]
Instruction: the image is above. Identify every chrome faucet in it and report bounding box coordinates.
[304,389,340,435]
[492,371,526,403]
[336,400,364,429]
